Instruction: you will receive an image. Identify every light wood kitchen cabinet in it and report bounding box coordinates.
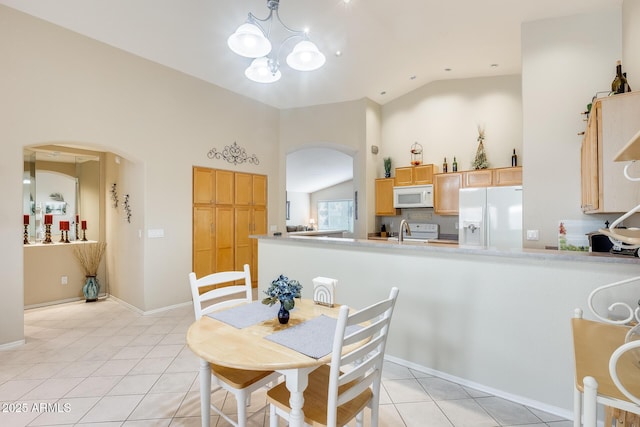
[463,167,521,188]
[193,167,215,205]
[375,178,398,216]
[394,164,437,186]
[252,174,267,206]
[215,206,235,272]
[192,167,267,285]
[434,172,462,215]
[235,172,267,206]
[433,167,522,216]
[215,169,234,205]
[191,204,235,280]
[234,205,266,282]
[581,107,599,212]
[493,167,522,186]
[234,206,252,275]
[192,205,214,278]
[463,169,493,188]
[581,91,640,213]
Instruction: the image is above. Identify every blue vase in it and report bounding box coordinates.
[278,303,290,324]
[83,275,99,302]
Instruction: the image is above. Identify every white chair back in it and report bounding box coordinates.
[188,264,252,319]
[327,287,399,426]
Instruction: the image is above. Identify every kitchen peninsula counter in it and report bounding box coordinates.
[286,229,345,237]
[254,233,640,421]
[258,233,639,265]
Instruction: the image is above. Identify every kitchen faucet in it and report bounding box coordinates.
[399,219,411,243]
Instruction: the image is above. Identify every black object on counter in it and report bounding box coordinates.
[587,233,613,252]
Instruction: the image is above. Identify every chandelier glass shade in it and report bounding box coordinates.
[245,57,282,83]
[227,0,325,83]
[227,23,272,58]
[286,40,326,71]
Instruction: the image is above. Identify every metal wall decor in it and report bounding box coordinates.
[111,183,119,208]
[123,194,132,223]
[207,141,259,165]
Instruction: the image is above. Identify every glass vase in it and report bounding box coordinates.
[278,303,290,324]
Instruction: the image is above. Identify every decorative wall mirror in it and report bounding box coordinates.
[23,146,101,243]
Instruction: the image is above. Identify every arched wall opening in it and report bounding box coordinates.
[285,143,356,236]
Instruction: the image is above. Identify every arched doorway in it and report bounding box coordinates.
[285,146,355,236]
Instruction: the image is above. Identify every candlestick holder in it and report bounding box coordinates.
[82,229,88,241]
[43,224,52,244]
[59,229,65,243]
[23,224,29,244]
[75,223,79,241]
[64,230,70,243]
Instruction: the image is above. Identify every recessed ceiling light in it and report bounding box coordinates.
[444,68,452,72]
[335,50,342,57]
[491,63,499,68]
[343,0,351,3]
[410,75,416,80]
[380,91,387,96]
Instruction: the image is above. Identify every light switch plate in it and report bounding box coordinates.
[526,230,539,241]
[148,229,165,238]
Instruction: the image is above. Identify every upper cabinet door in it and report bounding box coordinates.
[375,178,398,216]
[413,164,436,184]
[395,165,437,186]
[215,170,234,205]
[234,172,253,205]
[234,173,267,206]
[463,169,493,188]
[193,167,215,205]
[493,167,522,187]
[394,167,414,186]
[252,174,267,206]
[434,173,462,215]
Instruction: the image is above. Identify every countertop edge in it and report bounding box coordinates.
[251,234,640,265]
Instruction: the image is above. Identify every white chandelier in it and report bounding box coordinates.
[227,0,326,83]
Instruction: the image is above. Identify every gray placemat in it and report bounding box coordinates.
[265,314,361,359]
[207,301,280,329]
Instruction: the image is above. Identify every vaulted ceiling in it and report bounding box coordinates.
[2,0,620,193]
[0,0,619,110]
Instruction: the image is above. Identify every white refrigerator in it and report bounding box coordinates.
[458,185,523,248]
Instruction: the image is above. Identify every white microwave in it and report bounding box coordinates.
[393,185,434,208]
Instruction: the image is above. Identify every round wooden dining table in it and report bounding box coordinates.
[186,298,349,427]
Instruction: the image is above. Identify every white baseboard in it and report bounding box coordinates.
[24,294,108,310]
[0,339,26,351]
[108,294,192,316]
[142,301,192,316]
[384,354,574,422]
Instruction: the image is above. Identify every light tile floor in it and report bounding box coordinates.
[0,299,572,427]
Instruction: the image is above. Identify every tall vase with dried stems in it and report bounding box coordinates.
[73,242,106,302]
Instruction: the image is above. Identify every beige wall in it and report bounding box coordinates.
[0,5,280,345]
[278,99,374,237]
[2,3,637,347]
[623,0,640,86]
[24,243,107,307]
[381,75,523,175]
[522,8,623,249]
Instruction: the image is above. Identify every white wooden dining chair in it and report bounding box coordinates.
[188,264,281,427]
[267,286,399,427]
